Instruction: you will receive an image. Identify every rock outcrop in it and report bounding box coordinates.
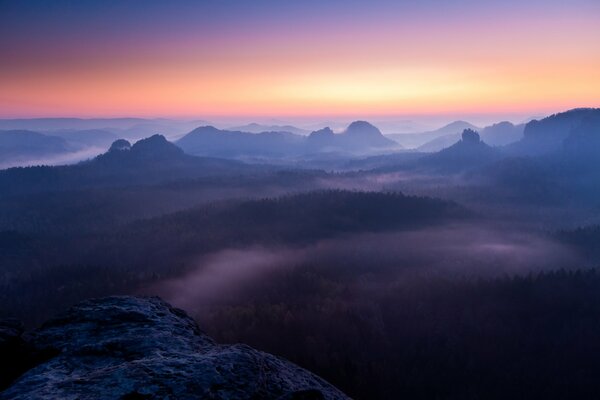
[0,296,349,400]
[461,128,480,143]
[108,139,131,152]
[416,129,501,172]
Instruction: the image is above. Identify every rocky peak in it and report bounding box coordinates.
[108,138,131,152]
[0,296,348,400]
[344,121,382,138]
[129,134,184,159]
[461,129,480,144]
[308,127,335,139]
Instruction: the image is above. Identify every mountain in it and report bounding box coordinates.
[417,129,501,172]
[417,133,461,152]
[177,126,304,158]
[508,108,600,155]
[228,123,310,135]
[0,118,211,142]
[97,134,184,162]
[178,121,397,159]
[387,120,480,148]
[305,121,398,153]
[0,130,72,167]
[417,121,525,152]
[344,121,395,146]
[0,135,262,197]
[0,296,348,399]
[473,111,600,205]
[43,129,118,148]
[562,112,600,163]
[113,190,465,253]
[479,121,524,146]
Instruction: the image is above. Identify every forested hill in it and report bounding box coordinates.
[0,135,270,197]
[0,190,467,326]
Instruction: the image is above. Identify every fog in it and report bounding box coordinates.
[146,247,302,309]
[149,223,580,315]
[0,146,105,169]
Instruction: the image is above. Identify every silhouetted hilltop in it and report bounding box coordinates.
[108,138,131,152]
[0,296,348,399]
[306,127,336,150]
[508,108,600,155]
[178,121,397,159]
[561,112,600,161]
[345,120,381,138]
[480,121,524,146]
[305,121,397,153]
[0,135,262,196]
[94,135,189,168]
[387,120,479,148]
[342,120,396,148]
[475,111,600,205]
[105,134,183,160]
[418,129,501,172]
[177,126,303,158]
[417,121,524,152]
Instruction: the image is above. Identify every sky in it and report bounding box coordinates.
[1,0,599,121]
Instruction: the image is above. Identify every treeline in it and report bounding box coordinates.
[203,268,600,400]
[0,190,465,326]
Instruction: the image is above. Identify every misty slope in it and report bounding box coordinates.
[177,121,397,159]
[0,190,467,326]
[0,135,271,197]
[480,121,525,146]
[0,135,329,234]
[44,129,118,148]
[87,190,467,272]
[387,121,479,148]
[469,113,600,206]
[123,190,464,242]
[0,130,72,164]
[0,118,208,140]
[409,129,501,173]
[507,108,600,156]
[417,121,524,152]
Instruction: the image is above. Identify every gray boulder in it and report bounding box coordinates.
[0,296,349,400]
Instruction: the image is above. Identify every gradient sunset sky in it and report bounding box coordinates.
[1,0,599,119]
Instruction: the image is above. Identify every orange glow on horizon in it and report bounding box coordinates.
[1,2,598,118]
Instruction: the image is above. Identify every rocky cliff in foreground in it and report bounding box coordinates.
[0,296,349,400]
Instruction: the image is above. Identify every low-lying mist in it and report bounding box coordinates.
[147,222,579,315]
[0,146,105,169]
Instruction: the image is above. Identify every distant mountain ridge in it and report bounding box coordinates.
[0,135,265,197]
[507,108,600,156]
[227,122,310,135]
[387,121,480,148]
[177,120,398,159]
[416,129,501,172]
[417,121,525,152]
[0,130,73,167]
[0,118,210,142]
